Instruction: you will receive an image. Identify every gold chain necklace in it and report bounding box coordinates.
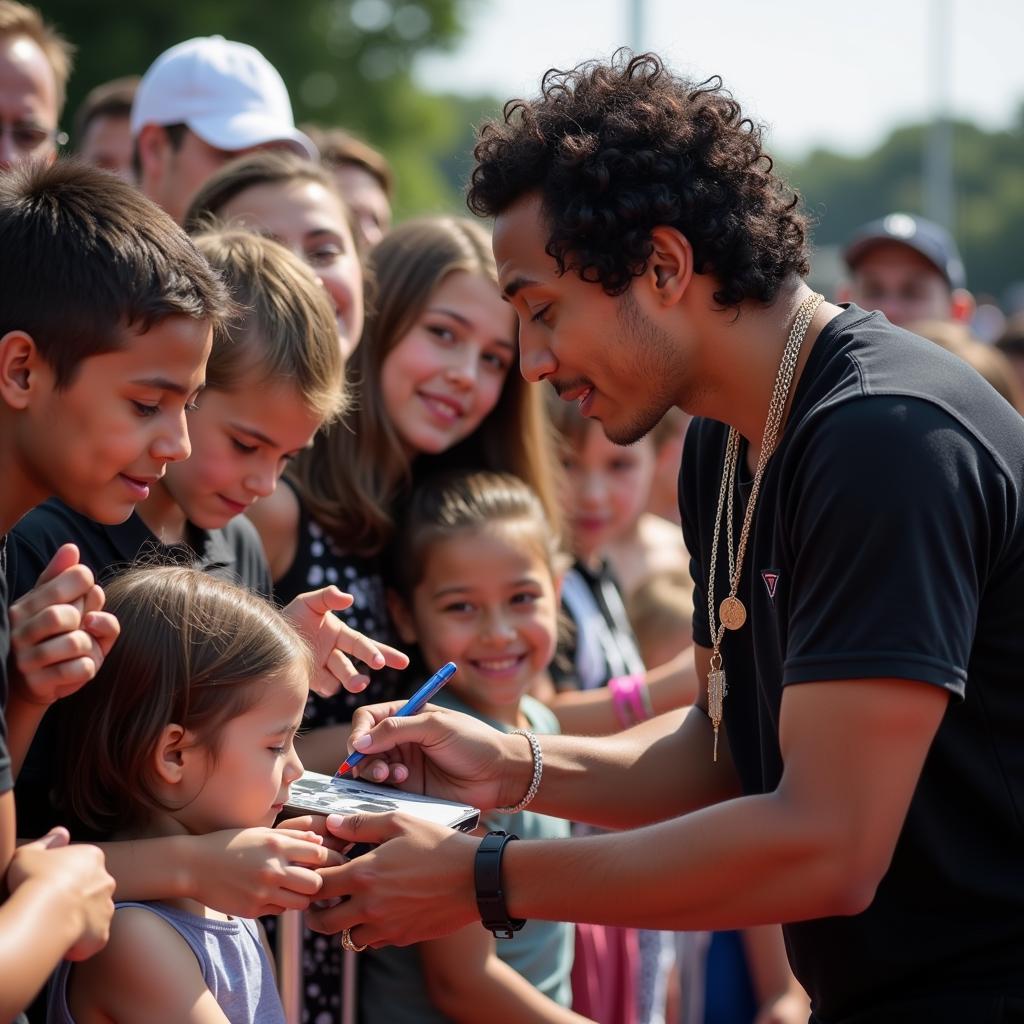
[706,291,823,761]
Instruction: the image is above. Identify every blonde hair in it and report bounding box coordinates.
[60,566,310,835]
[193,229,347,424]
[627,569,694,668]
[289,216,561,556]
[0,1,73,114]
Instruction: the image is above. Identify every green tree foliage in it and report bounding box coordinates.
[45,0,487,216]
[783,112,1024,302]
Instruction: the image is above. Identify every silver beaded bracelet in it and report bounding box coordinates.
[495,729,543,814]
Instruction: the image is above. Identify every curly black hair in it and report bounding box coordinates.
[468,50,810,309]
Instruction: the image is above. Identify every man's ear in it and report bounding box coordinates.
[136,124,170,184]
[646,226,694,308]
[951,288,976,324]
[386,589,418,646]
[0,331,44,410]
[151,723,199,787]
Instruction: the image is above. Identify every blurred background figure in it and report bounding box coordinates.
[72,74,136,180]
[185,150,365,358]
[0,0,71,169]
[995,313,1024,400]
[307,124,394,249]
[131,35,316,223]
[841,212,974,327]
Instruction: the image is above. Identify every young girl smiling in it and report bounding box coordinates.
[361,470,588,1023]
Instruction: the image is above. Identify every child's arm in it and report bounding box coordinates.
[544,646,698,736]
[0,825,115,1021]
[6,544,119,775]
[742,924,811,1024]
[67,906,230,1023]
[420,922,594,1024]
[98,827,341,917]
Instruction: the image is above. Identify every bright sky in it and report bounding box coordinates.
[415,0,1024,159]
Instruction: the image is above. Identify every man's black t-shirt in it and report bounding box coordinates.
[5,500,273,839]
[680,306,1024,1023]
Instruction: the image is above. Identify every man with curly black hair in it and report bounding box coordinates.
[309,52,1024,1024]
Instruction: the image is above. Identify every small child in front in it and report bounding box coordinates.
[358,470,592,1023]
[47,565,320,1024]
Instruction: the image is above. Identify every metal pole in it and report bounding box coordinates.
[627,0,645,51]
[342,949,359,1024]
[924,0,955,231]
[276,910,304,1024]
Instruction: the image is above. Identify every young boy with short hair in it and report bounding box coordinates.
[6,226,407,1014]
[0,158,228,1019]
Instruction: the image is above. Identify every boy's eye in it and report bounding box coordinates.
[232,438,257,454]
[442,601,473,614]
[530,304,551,324]
[131,400,159,417]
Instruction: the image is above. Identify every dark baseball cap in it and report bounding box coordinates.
[844,212,966,290]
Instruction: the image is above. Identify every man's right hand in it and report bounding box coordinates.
[7,827,115,961]
[345,702,534,812]
[187,827,343,917]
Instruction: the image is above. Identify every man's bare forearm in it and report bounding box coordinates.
[527,706,740,829]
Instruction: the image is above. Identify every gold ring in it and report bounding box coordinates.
[340,927,367,953]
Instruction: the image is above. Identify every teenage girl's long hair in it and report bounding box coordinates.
[288,216,560,556]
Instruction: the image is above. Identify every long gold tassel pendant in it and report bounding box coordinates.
[708,653,726,762]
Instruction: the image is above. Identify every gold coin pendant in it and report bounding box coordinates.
[719,596,747,631]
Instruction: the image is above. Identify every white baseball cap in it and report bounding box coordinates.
[130,36,317,159]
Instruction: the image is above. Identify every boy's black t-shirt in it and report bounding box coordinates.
[0,537,12,796]
[5,500,273,838]
[680,306,1024,1023]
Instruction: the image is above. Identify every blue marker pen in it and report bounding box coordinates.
[331,661,457,782]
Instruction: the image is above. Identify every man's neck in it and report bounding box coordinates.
[681,278,842,460]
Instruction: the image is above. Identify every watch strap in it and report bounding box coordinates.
[474,830,526,939]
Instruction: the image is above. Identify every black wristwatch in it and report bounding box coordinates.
[474,830,526,939]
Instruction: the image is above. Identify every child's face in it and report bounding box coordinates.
[17,315,210,525]
[159,375,322,529]
[380,270,515,456]
[396,522,558,722]
[183,661,308,833]
[218,179,365,358]
[561,421,657,562]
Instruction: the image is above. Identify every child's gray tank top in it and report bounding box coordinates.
[47,901,285,1024]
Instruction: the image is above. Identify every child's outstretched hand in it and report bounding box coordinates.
[8,544,120,706]
[187,827,345,918]
[282,585,410,698]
